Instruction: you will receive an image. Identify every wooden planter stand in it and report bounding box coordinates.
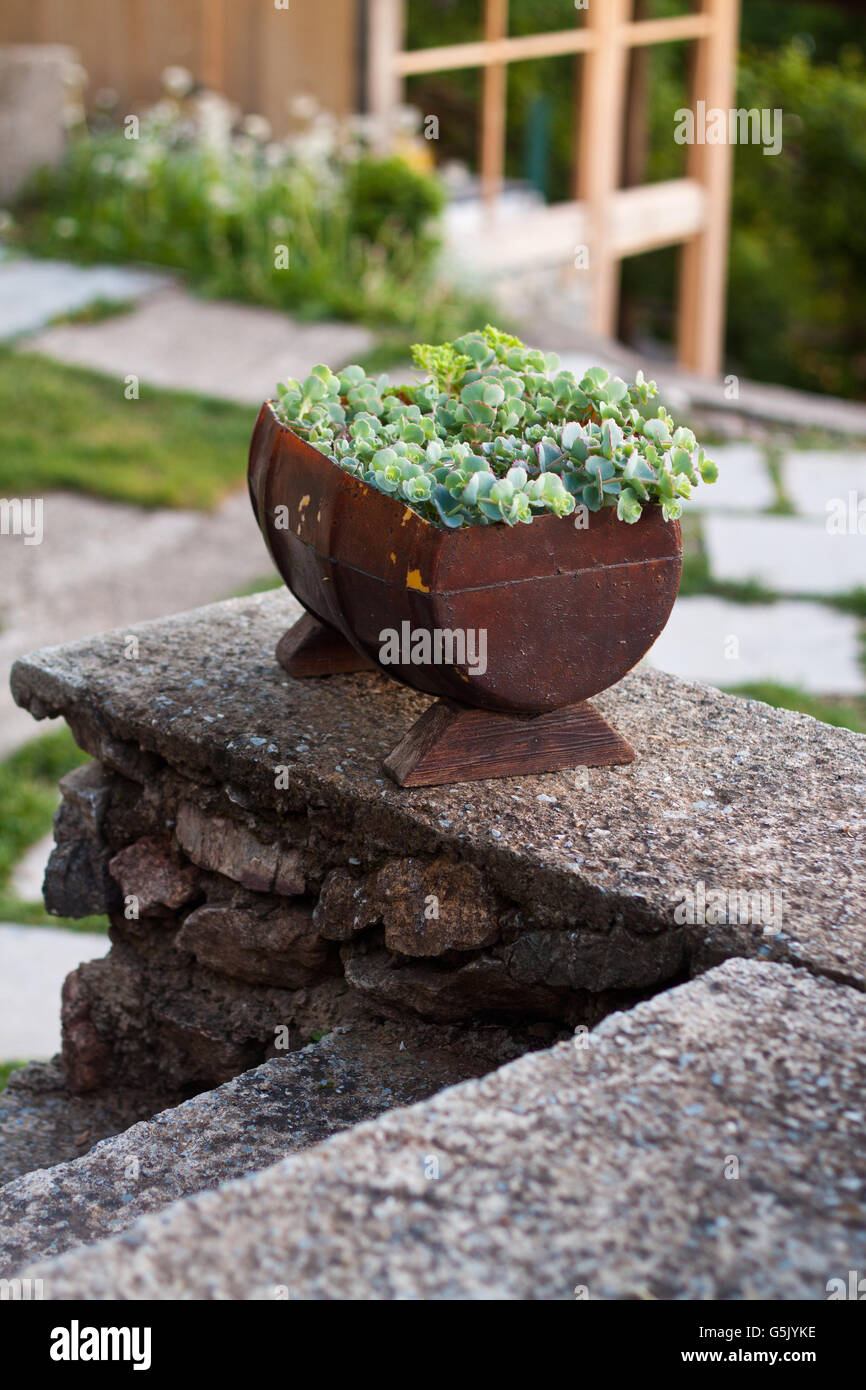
[277,613,635,787]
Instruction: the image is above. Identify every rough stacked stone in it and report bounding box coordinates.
[41,756,604,1094]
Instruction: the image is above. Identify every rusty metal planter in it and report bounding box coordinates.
[248,403,682,783]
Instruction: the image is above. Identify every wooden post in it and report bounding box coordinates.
[200,0,227,94]
[367,0,404,153]
[480,0,508,204]
[124,0,148,109]
[577,0,630,340]
[676,0,742,377]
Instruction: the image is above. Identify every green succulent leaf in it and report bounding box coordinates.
[272,325,718,529]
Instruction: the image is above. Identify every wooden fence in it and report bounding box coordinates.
[0,0,358,131]
[370,0,742,377]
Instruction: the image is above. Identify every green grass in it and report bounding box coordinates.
[0,347,256,509]
[0,1060,26,1091]
[0,726,108,933]
[46,296,135,328]
[230,574,283,599]
[724,683,866,736]
[765,446,796,516]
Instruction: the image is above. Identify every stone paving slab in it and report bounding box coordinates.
[783,450,866,521]
[14,959,866,1300]
[10,590,866,996]
[9,833,54,903]
[703,513,866,597]
[0,1018,535,1276]
[647,596,866,695]
[0,1059,182,1190]
[22,285,375,406]
[0,489,299,758]
[0,925,109,1060]
[682,443,774,513]
[0,257,171,340]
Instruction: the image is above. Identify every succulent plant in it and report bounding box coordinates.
[272,325,718,528]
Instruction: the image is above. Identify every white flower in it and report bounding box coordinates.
[288,93,319,122]
[207,184,237,213]
[54,217,78,239]
[61,103,86,129]
[162,65,194,98]
[0,210,14,235]
[94,87,119,110]
[193,91,237,151]
[241,113,272,142]
[121,161,150,186]
[263,142,287,168]
[345,113,377,142]
[393,104,421,135]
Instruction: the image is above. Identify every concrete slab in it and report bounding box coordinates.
[0,926,109,1061]
[783,450,866,521]
[12,959,866,1300]
[682,442,774,513]
[647,596,866,695]
[0,488,299,758]
[11,589,866,1002]
[0,1018,532,1274]
[0,257,170,340]
[9,833,54,903]
[21,285,375,405]
[703,513,866,597]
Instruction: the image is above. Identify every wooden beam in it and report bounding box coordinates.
[395,12,714,78]
[395,27,595,77]
[446,180,707,276]
[367,0,404,151]
[676,0,742,377]
[609,179,706,258]
[480,0,508,203]
[577,0,630,339]
[621,14,715,47]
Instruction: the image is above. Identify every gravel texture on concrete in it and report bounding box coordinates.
[12,959,865,1300]
[0,1018,539,1276]
[0,1058,182,1189]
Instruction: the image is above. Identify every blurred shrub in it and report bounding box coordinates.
[10,92,476,339]
[621,39,866,399]
[727,41,866,399]
[344,154,443,251]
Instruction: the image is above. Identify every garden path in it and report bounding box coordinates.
[0,925,109,1060]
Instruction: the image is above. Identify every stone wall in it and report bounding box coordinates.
[44,754,627,1095]
[11,590,866,1097]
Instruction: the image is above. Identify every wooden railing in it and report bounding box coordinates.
[369,0,742,377]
